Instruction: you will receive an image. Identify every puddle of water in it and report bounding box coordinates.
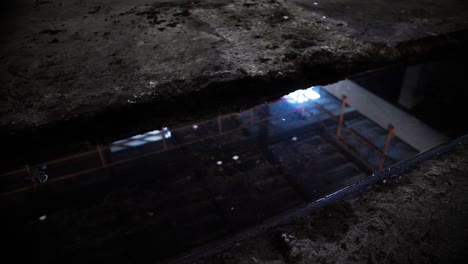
[0,59,462,263]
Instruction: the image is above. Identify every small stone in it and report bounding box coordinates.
[232,155,239,160]
[148,80,158,88]
[39,215,47,221]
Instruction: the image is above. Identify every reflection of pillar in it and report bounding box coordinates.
[97,145,107,167]
[258,104,270,146]
[336,96,348,139]
[218,115,223,133]
[103,147,112,164]
[250,109,254,126]
[161,128,168,150]
[398,64,423,109]
[257,104,282,177]
[379,125,395,170]
[25,164,36,188]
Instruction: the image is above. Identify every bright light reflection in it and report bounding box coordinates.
[283,87,320,104]
[111,128,171,152]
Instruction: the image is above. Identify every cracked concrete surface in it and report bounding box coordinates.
[1,0,468,137]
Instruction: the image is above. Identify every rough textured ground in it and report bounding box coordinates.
[1,0,468,139]
[197,143,468,264]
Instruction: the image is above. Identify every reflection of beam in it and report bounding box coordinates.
[338,138,377,171]
[346,127,391,160]
[0,149,98,178]
[0,167,28,178]
[313,103,338,121]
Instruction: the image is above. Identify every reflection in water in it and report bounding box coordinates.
[283,87,321,103]
[111,128,171,153]
[0,85,441,263]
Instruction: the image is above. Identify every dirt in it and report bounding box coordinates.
[294,0,468,43]
[1,0,468,160]
[198,143,468,264]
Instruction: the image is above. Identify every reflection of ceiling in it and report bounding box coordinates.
[324,80,447,151]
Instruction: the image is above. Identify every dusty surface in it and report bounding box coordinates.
[197,143,468,264]
[1,0,468,140]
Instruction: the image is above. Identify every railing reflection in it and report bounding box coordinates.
[0,87,398,196]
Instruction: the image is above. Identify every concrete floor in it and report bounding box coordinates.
[1,0,468,137]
